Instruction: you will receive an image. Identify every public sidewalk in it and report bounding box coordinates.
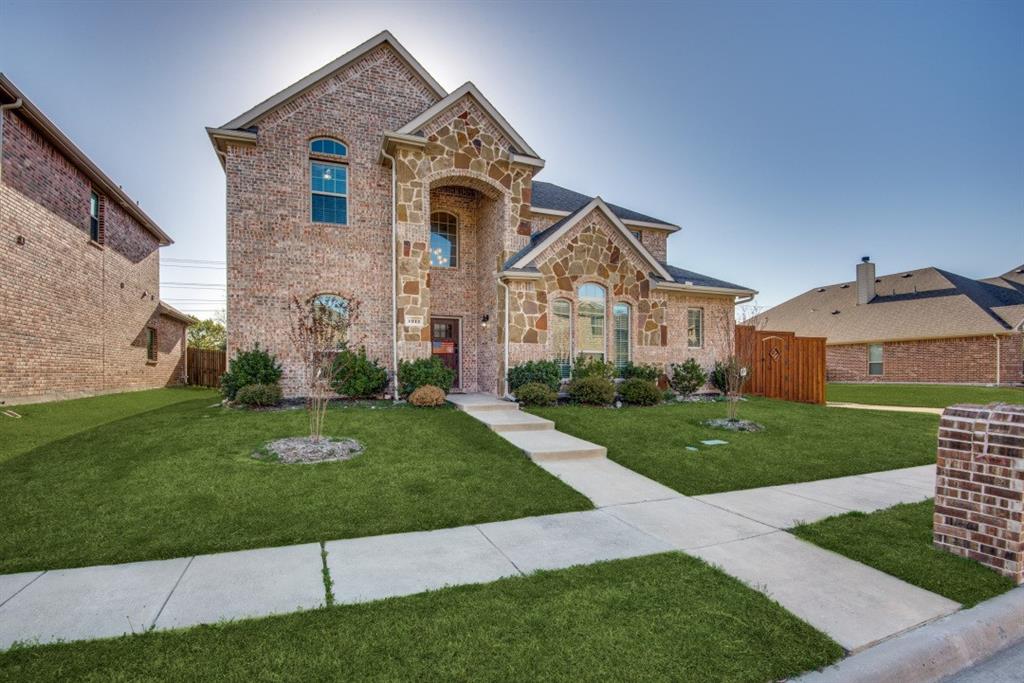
[0,394,954,653]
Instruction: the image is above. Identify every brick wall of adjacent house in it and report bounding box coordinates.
[223,43,440,396]
[0,107,186,404]
[934,402,1023,585]
[827,334,1024,385]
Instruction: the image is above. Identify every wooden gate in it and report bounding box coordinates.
[736,326,826,404]
[187,348,226,388]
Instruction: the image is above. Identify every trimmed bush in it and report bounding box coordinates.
[618,378,661,406]
[507,360,561,393]
[571,355,616,381]
[514,381,558,407]
[408,384,446,407]
[568,376,616,405]
[330,345,389,398]
[220,345,283,400]
[710,361,729,393]
[618,361,661,382]
[235,383,283,407]
[671,359,708,395]
[398,357,455,396]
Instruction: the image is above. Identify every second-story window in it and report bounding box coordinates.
[89,191,102,242]
[310,138,348,225]
[430,212,458,268]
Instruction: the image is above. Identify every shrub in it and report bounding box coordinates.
[408,384,446,407]
[220,344,283,400]
[571,355,616,381]
[330,345,389,398]
[618,361,661,382]
[568,376,616,405]
[618,378,662,406]
[671,359,708,395]
[398,357,455,396]
[710,361,729,393]
[235,383,283,407]
[514,381,558,407]
[508,360,561,393]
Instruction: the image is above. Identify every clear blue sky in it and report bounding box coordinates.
[2,0,1021,317]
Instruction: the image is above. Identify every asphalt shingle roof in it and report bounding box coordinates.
[530,181,675,227]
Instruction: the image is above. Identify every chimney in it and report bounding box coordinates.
[856,256,876,305]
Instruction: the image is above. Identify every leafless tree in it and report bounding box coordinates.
[287,292,359,442]
[716,308,765,421]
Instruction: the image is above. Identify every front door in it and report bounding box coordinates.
[431,318,460,390]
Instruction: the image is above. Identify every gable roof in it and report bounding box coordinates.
[753,265,1024,344]
[530,181,678,230]
[506,197,671,280]
[0,74,173,246]
[218,31,446,132]
[395,81,541,160]
[657,264,754,293]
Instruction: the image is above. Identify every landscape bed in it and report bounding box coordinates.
[0,553,843,681]
[0,388,590,573]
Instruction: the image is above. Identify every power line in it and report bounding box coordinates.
[163,284,226,289]
[161,264,226,270]
[163,257,226,265]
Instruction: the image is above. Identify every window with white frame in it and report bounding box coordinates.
[687,308,704,348]
[309,138,348,225]
[551,299,572,379]
[577,283,606,361]
[868,343,883,375]
[429,212,458,268]
[613,303,631,370]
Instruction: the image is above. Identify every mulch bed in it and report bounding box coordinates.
[259,437,364,464]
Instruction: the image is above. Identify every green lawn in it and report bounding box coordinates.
[0,553,843,682]
[0,389,590,573]
[792,501,1015,607]
[530,399,939,495]
[827,382,1024,408]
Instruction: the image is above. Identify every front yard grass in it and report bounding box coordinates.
[827,382,1023,408]
[791,501,1015,607]
[0,553,843,682]
[0,388,590,573]
[530,398,938,495]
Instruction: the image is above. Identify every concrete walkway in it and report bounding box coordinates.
[827,401,945,415]
[0,394,956,654]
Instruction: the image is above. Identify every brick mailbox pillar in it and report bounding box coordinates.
[934,402,1024,585]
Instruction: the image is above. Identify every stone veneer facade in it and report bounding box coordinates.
[215,36,747,397]
[935,403,1024,585]
[1,98,188,405]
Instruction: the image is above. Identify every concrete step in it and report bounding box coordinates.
[470,410,555,433]
[501,429,606,461]
[447,393,519,413]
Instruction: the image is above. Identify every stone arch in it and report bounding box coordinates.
[424,168,507,201]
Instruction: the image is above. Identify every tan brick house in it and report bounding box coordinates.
[753,258,1024,386]
[1,75,192,405]
[207,31,756,397]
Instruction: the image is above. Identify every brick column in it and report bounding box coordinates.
[934,403,1024,585]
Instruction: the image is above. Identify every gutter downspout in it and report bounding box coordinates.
[497,277,512,399]
[381,148,399,403]
[993,334,1001,386]
[0,98,24,188]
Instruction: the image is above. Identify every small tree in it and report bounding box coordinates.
[287,293,359,443]
[714,308,763,421]
[671,359,707,395]
[188,318,227,351]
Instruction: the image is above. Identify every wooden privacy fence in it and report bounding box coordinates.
[187,348,226,388]
[736,326,826,404]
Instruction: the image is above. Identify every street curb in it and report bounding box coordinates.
[794,586,1024,682]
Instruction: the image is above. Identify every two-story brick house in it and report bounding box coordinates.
[1,75,191,404]
[208,32,755,396]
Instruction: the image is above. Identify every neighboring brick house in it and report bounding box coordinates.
[753,258,1024,386]
[0,75,192,405]
[207,31,756,397]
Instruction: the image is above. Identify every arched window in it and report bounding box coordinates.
[613,303,631,370]
[310,294,350,348]
[310,138,348,225]
[430,212,458,268]
[551,299,572,379]
[577,283,606,362]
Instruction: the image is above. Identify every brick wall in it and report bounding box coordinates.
[827,334,1024,385]
[934,403,1024,585]
[0,108,186,404]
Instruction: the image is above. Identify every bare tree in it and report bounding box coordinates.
[287,293,358,443]
[715,308,764,421]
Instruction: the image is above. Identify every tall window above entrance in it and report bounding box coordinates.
[430,212,458,268]
[577,284,606,361]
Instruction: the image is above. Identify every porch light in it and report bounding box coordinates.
[481,314,489,328]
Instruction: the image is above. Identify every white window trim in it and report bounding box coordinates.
[614,302,632,367]
[687,308,704,349]
[552,298,574,379]
[310,160,349,226]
